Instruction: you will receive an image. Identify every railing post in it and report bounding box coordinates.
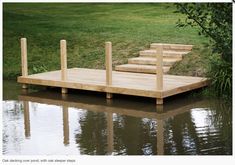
[156,44,163,105]
[60,40,68,94]
[21,38,28,89]
[105,42,113,99]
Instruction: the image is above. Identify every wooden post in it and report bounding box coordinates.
[105,42,113,99]
[21,38,28,89]
[60,40,68,94]
[156,44,163,105]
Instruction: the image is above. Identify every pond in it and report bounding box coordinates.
[2,80,232,155]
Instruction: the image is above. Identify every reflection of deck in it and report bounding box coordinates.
[17,38,209,105]
[19,91,209,155]
[19,91,207,120]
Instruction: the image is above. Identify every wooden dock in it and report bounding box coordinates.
[17,38,209,105]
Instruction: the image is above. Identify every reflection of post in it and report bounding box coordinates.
[107,112,113,155]
[23,101,30,138]
[63,106,69,146]
[156,105,164,113]
[157,119,164,155]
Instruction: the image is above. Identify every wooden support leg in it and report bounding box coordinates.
[156,98,163,105]
[61,88,68,94]
[106,93,113,99]
[22,84,28,89]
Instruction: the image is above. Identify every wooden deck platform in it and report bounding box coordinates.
[18,68,209,101]
[17,38,209,105]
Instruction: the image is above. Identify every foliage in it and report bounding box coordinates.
[175,3,232,98]
[207,54,232,98]
[175,3,232,63]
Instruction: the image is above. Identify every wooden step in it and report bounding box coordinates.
[128,57,180,66]
[139,50,188,59]
[115,64,170,74]
[150,43,193,51]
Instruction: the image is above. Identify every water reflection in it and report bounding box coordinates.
[2,90,232,155]
[23,101,30,138]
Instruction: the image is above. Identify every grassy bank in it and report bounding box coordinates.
[3,3,209,79]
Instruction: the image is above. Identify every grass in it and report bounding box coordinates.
[3,3,209,79]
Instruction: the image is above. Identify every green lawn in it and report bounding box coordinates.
[3,3,209,79]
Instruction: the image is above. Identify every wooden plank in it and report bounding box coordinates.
[150,43,193,51]
[115,64,170,74]
[163,80,210,98]
[60,40,68,94]
[17,68,209,100]
[21,38,28,89]
[128,57,180,66]
[105,42,113,99]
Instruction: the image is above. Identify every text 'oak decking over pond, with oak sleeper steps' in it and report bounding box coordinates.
[17,38,209,105]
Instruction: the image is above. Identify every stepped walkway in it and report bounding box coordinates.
[115,43,193,74]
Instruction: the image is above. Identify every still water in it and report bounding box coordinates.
[2,80,232,155]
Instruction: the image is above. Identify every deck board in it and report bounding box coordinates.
[17,68,209,99]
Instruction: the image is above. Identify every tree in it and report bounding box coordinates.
[175,3,232,63]
[175,3,232,97]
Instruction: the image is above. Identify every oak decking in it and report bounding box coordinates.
[17,39,209,105]
[18,67,209,100]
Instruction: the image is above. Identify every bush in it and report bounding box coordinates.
[207,55,232,98]
[175,3,232,98]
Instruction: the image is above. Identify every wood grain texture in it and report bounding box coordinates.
[60,40,68,94]
[21,38,28,76]
[17,68,209,102]
[21,38,28,89]
[105,42,113,99]
[115,64,170,74]
[60,40,67,81]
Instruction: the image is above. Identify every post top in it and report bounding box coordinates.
[21,38,27,41]
[60,39,67,42]
[105,41,112,45]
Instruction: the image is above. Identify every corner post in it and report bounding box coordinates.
[21,38,28,89]
[60,40,68,94]
[105,42,113,99]
[156,44,163,105]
